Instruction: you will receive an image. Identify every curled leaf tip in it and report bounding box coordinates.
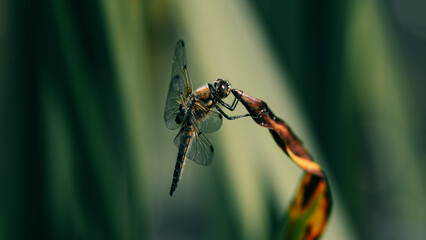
[232,88,332,239]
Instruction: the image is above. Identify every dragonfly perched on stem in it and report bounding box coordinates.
[164,40,249,196]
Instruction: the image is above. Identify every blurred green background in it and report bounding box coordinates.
[1,0,425,239]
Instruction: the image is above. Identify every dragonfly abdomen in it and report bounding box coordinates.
[169,133,191,196]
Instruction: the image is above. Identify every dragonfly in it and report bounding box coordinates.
[164,40,249,196]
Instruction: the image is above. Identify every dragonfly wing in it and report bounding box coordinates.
[164,40,193,130]
[190,99,223,133]
[197,111,223,133]
[173,127,213,166]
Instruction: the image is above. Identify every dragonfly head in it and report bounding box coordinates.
[213,79,231,99]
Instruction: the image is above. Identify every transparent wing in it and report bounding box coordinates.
[174,128,214,166]
[190,99,223,133]
[164,40,193,130]
[197,111,223,133]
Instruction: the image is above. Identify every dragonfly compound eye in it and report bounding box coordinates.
[219,81,231,98]
[214,81,219,90]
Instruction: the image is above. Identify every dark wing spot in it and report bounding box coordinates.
[210,145,214,153]
[175,109,185,124]
[181,41,185,47]
[219,114,223,119]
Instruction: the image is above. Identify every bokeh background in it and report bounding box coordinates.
[1,0,425,239]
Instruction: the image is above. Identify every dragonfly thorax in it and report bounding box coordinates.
[175,93,206,126]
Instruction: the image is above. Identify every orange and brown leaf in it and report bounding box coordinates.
[232,89,332,240]
[285,173,331,240]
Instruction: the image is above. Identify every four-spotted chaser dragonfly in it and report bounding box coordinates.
[164,40,249,196]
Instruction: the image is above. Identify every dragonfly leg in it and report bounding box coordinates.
[216,106,250,120]
[218,90,243,111]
